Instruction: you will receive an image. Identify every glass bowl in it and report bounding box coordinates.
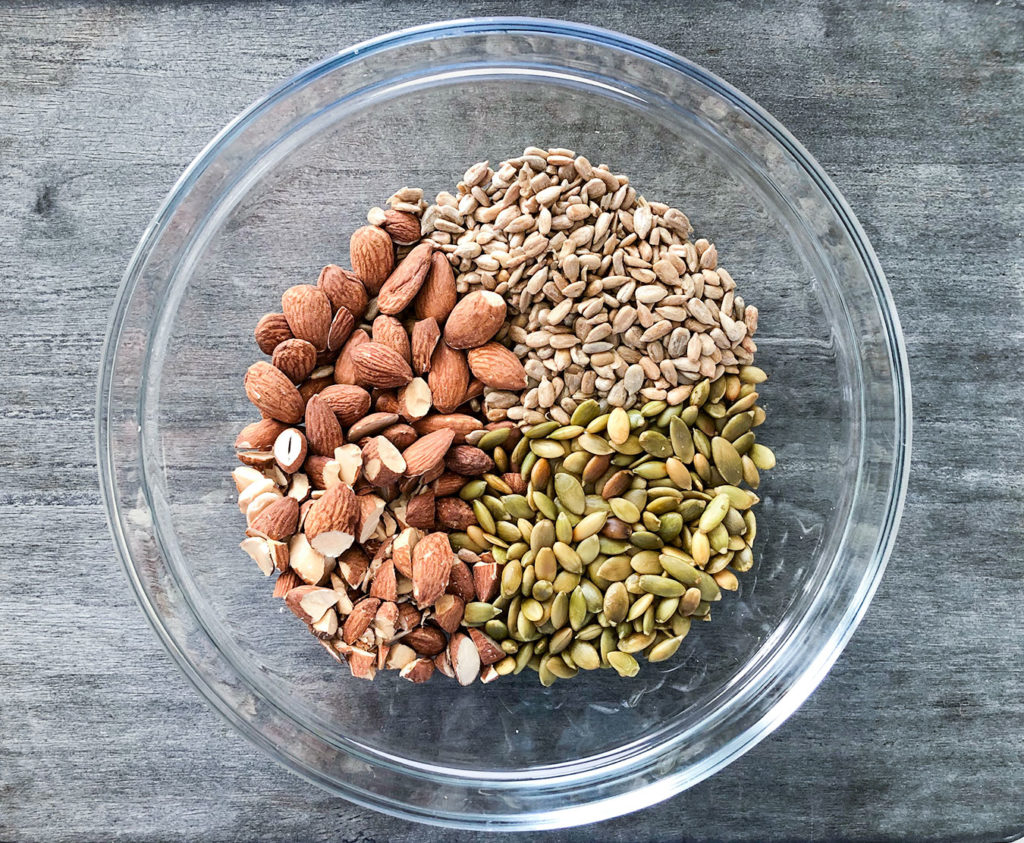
[97,18,911,831]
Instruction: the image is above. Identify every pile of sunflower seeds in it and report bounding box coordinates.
[414,147,760,425]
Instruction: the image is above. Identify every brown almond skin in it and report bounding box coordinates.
[428,342,469,414]
[244,362,305,424]
[445,559,476,603]
[380,423,417,450]
[436,497,476,531]
[305,393,345,456]
[372,314,412,362]
[350,226,394,295]
[249,496,299,542]
[317,265,368,319]
[445,445,494,476]
[414,252,457,322]
[411,318,440,374]
[414,413,483,444]
[444,290,507,349]
[466,342,528,390]
[432,472,467,497]
[327,307,356,352]
[347,412,400,440]
[272,338,317,384]
[254,312,293,355]
[318,384,371,427]
[377,242,434,316]
[381,209,421,245]
[402,625,446,657]
[402,428,455,477]
[235,418,288,450]
[334,329,369,385]
[405,490,435,529]
[352,342,414,389]
[282,284,332,351]
[302,454,331,489]
[472,562,500,604]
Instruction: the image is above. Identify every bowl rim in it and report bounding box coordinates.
[97,15,912,830]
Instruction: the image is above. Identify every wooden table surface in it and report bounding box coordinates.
[1,2,1022,840]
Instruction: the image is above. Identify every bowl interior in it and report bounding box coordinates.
[151,77,846,771]
[103,20,906,826]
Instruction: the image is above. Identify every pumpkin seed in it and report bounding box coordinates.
[531,439,566,459]
[571,399,602,426]
[554,473,586,514]
[711,436,743,486]
[525,420,560,439]
[618,632,656,653]
[464,602,501,625]
[484,473,513,495]
[532,491,557,520]
[698,493,731,532]
[647,635,684,662]
[573,510,608,540]
[607,407,632,445]
[477,428,511,450]
[577,533,601,563]
[561,450,590,475]
[578,432,613,455]
[639,430,673,458]
[603,581,629,623]
[459,479,487,500]
[569,587,588,630]
[549,626,573,654]
[630,530,663,550]
[607,651,640,677]
[639,574,686,597]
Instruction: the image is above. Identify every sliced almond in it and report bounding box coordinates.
[239,537,275,576]
[287,472,310,502]
[355,494,386,543]
[399,657,435,683]
[232,465,267,493]
[385,642,418,671]
[372,601,399,644]
[273,428,307,474]
[334,443,363,485]
[391,527,421,578]
[361,436,406,489]
[284,585,338,624]
[238,476,278,513]
[397,377,432,420]
[288,532,332,585]
[448,632,481,686]
[310,606,339,639]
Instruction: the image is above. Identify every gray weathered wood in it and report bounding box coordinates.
[1,1,1022,840]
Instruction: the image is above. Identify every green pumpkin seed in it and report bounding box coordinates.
[607,651,640,677]
[569,587,588,630]
[578,432,614,455]
[534,546,557,581]
[549,591,569,629]
[525,420,560,439]
[600,628,617,666]
[585,413,609,433]
[655,597,680,623]
[570,640,601,670]
[561,450,590,475]
[618,632,656,653]
[458,479,487,501]
[743,509,757,543]
[552,541,582,572]
[629,550,662,575]
[638,430,673,458]
[577,533,601,564]
[609,497,641,523]
[520,564,536,599]
[626,592,654,621]
[698,493,731,532]
[573,510,608,541]
[552,570,581,593]
[519,450,537,483]
[485,619,509,640]
[647,495,681,515]
[471,499,495,534]
[710,436,743,486]
[477,428,511,451]
[598,537,629,555]
[578,579,604,613]
[513,641,534,674]
[731,431,756,455]
[501,494,533,520]
[639,574,686,597]
[630,530,663,550]
[538,658,556,686]
[571,399,602,426]
[607,407,632,445]
[484,474,513,495]
[532,579,554,601]
[612,434,645,456]
[603,581,629,623]
[739,365,767,384]
[647,635,683,662]
[596,555,632,581]
[658,512,683,543]
[464,602,501,625]
[532,491,557,520]
[548,626,573,654]
[495,520,522,543]
[633,461,668,480]
[731,545,754,572]
[554,473,586,515]
[531,439,566,459]
[721,411,753,442]
[741,454,760,488]
[550,424,584,441]
[660,554,701,587]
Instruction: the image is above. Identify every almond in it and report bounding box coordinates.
[380,423,417,450]
[375,392,401,415]
[427,342,469,414]
[285,585,339,624]
[502,472,527,494]
[239,536,276,576]
[232,464,267,493]
[272,568,301,598]
[244,362,305,424]
[271,338,317,383]
[248,495,299,542]
[472,561,500,603]
[402,428,455,478]
[304,482,358,557]
[432,593,464,634]
[467,627,504,665]
[445,559,476,603]
[298,373,333,405]
[433,648,455,678]
[281,284,332,351]
[303,454,331,489]
[334,329,369,385]
[411,531,455,608]
[337,546,369,588]
[414,252,457,322]
[377,242,434,315]
[361,436,406,488]
[254,312,293,355]
[432,471,467,497]
[310,607,339,639]
[368,560,398,602]
[346,412,400,440]
[445,445,493,476]
[304,393,345,457]
[399,657,435,683]
[355,493,386,543]
[467,342,528,389]
[402,625,446,656]
[411,318,440,374]
[459,378,485,407]
[245,490,282,526]
[317,265,367,319]
[235,418,288,451]
[391,527,420,578]
[397,377,432,420]
[371,314,411,362]
[318,384,371,427]
[342,596,381,644]
[372,600,400,643]
[385,642,418,671]
[288,532,332,585]
[479,665,499,684]
[343,645,377,680]
[287,472,311,502]
[236,450,274,470]
[444,290,507,349]
[404,490,435,530]
[352,341,414,389]
[350,225,394,294]
[414,413,483,444]
[396,600,421,632]
[327,306,356,352]
[448,632,481,686]
[380,209,421,245]
[436,497,476,531]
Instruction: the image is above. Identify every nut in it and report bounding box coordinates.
[349,225,394,294]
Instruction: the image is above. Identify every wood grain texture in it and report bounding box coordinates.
[1,1,1022,840]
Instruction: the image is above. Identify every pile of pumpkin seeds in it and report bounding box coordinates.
[451,365,775,684]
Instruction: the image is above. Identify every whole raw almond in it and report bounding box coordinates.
[377,242,434,316]
[404,490,435,529]
[445,445,493,476]
[352,342,413,389]
[380,209,421,245]
[305,393,345,456]
[402,428,455,478]
[327,306,356,352]
[380,423,417,450]
[342,596,381,644]
[413,413,482,444]
[414,252,457,322]
[428,342,469,414]
[333,329,369,385]
[411,318,440,374]
[372,314,411,362]
[411,531,455,608]
[254,312,293,355]
[317,265,368,319]
[272,338,317,383]
[318,384,371,427]
[235,418,288,450]
[282,284,332,351]
[403,625,447,656]
[432,471,467,497]
[467,342,528,390]
[436,497,476,531]
[444,290,507,349]
[350,226,394,295]
[245,362,305,424]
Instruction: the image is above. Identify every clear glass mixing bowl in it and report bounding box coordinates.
[97,18,911,830]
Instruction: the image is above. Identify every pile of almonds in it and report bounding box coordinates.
[232,149,773,686]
